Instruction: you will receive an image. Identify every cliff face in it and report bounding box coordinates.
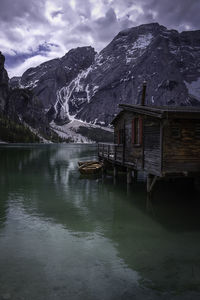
[9,23,200,132]
[11,46,96,125]
[1,47,111,143]
[6,88,48,133]
[0,53,52,141]
[60,23,200,126]
[0,52,9,111]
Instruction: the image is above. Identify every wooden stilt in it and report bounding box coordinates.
[133,170,138,182]
[126,182,130,195]
[146,194,155,216]
[101,162,107,180]
[113,166,118,178]
[147,174,157,193]
[127,168,132,184]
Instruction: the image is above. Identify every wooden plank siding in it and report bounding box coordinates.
[113,112,144,169]
[163,119,200,174]
[144,119,161,176]
[99,105,200,178]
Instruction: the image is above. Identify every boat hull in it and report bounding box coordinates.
[78,161,103,175]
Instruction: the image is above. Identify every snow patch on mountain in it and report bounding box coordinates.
[126,33,153,64]
[50,119,113,143]
[20,79,39,89]
[50,120,92,143]
[54,64,99,120]
[133,33,153,49]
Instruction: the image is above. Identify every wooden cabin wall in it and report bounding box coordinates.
[114,112,143,169]
[143,118,161,176]
[163,119,200,174]
[124,113,143,169]
[114,116,125,144]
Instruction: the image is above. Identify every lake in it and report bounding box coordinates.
[0,144,200,300]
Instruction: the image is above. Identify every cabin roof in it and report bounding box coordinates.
[111,104,200,124]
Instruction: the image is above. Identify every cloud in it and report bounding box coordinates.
[1,0,199,77]
[93,8,118,41]
[51,10,64,19]
[7,55,52,78]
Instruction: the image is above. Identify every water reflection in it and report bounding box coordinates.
[0,144,200,299]
[106,178,200,293]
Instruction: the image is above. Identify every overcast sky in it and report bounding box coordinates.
[1,0,199,77]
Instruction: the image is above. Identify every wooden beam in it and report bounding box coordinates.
[147,174,158,193]
[113,166,118,178]
[133,169,138,182]
[127,168,132,184]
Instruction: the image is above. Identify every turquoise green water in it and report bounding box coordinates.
[0,144,200,300]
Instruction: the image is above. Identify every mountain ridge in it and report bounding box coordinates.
[6,22,200,141]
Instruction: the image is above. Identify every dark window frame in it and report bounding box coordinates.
[132,117,143,146]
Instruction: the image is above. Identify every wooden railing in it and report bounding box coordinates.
[98,143,124,163]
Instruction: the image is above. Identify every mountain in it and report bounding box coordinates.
[13,23,200,129]
[0,52,9,112]
[0,52,63,143]
[9,23,200,140]
[61,22,200,126]
[11,47,96,124]
[10,46,113,142]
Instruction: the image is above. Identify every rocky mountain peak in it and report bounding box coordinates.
[64,46,96,58]
[15,46,96,113]
[0,51,9,111]
[10,23,200,130]
[0,51,5,67]
[115,22,166,37]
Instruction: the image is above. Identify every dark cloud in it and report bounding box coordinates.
[5,42,59,69]
[51,10,64,19]
[135,0,200,30]
[94,8,118,41]
[118,15,135,31]
[0,0,46,25]
[95,8,117,26]
[5,53,31,69]
[74,24,92,33]
[75,0,92,19]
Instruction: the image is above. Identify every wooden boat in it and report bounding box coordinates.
[78,161,99,167]
[78,161,103,175]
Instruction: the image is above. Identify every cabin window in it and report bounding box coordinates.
[132,117,143,145]
[171,126,181,138]
[195,123,200,138]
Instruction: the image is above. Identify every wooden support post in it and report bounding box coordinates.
[147,174,152,193]
[146,194,155,216]
[133,170,138,182]
[127,168,132,184]
[147,174,158,193]
[101,160,107,177]
[107,144,110,159]
[113,166,118,178]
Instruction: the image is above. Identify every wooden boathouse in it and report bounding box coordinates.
[98,103,200,193]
